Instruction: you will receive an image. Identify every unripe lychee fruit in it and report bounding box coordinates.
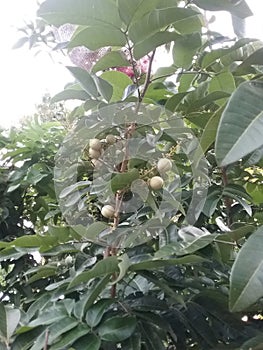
[89,138,102,151]
[106,134,116,145]
[149,176,164,190]
[101,205,115,219]
[89,148,101,159]
[157,158,172,173]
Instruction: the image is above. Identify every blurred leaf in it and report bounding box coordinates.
[38,0,123,26]
[173,33,202,69]
[111,169,140,193]
[0,305,20,343]
[85,299,112,328]
[68,25,126,50]
[92,51,130,73]
[98,316,136,342]
[72,333,101,350]
[229,225,263,312]
[100,71,133,101]
[51,88,90,103]
[67,66,98,98]
[69,256,119,288]
[215,80,263,166]
[49,324,90,350]
[193,0,253,18]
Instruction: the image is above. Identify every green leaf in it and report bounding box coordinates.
[122,332,141,350]
[129,7,200,44]
[51,88,90,103]
[27,267,57,284]
[200,106,223,153]
[200,38,257,69]
[49,324,90,350]
[68,25,126,51]
[98,316,136,342]
[73,222,109,240]
[215,80,263,166]
[111,169,140,193]
[38,0,123,26]
[240,333,263,350]
[130,255,206,270]
[193,0,253,18]
[235,47,263,75]
[173,11,203,34]
[72,333,101,350]
[173,33,202,69]
[67,66,98,98]
[30,318,78,350]
[92,51,130,73]
[100,71,133,102]
[85,299,112,328]
[229,225,263,312]
[93,75,113,102]
[115,253,131,283]
[27,305,67,327]
[0,305,20,342]
[117,0,159,27]
[209,72,236,95]
[69,256,119,288]
[133,31,181,59]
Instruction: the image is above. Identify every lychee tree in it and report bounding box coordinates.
[1,0,263,349]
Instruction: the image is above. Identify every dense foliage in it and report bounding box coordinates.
[1,0,263,349]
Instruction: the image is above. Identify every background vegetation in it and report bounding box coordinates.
[1,0,263,349]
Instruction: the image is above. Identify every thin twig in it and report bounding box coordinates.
[140,49,156,102]
[221,166,233,227]
[43,329,49,350]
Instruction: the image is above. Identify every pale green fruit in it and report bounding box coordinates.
[149,176,164,190]
[106,134,116,145]
[89,148,101,159]
[101,205,115,219]
[89,138,102,151]
[157,158,172,173]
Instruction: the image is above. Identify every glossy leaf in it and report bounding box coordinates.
[98,316,136,342]
[51,88,90,103]
[130,255,206,270]
[215,80,263,166]
[173,33,202,69]
[193,0,253,18]
[129,7,200,44]
[0,305,20,342]
[229,225,263,312]
[111,169,140,193]
[69,256,119,288]
[38,0,123,26]
[85,299,112,328]
[200,106,223,153]
[67,66,98,98]
[92,51,130,73]
[133,31,181,59]
[30,317,78,350]
[49,324,90,350]
[100,71,133,101]
[68,25,126,51]
[72,333,101,350]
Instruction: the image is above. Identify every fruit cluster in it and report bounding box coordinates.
[88,135,173,220]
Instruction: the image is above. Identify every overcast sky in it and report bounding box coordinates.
[0,0,262,129]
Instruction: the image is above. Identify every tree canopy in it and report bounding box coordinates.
[1,0,263,349]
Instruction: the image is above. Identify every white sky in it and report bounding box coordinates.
[0,0,262,129]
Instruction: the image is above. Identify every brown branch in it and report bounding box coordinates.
[221,166,233,227]
[44,329,49,350]
[140,49,156,102]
